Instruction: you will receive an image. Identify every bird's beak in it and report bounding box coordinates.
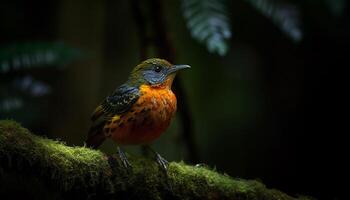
[168,64,191,75]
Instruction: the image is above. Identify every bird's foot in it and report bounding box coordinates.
[155,152,169,172]
[154,153,173,192]
[143,145,169,172]
[117,147,132,169]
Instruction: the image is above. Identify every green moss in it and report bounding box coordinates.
[0,120,311,200]
[0,120,112,191]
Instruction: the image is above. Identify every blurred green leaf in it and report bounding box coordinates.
[182,0,232,56]
[246,0,302,42]
[324,0,346,17]
[0,97,23,113]
[0,94,46,125]
[0,75,51,114]
[0,41,81,73]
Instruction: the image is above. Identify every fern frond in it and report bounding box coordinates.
[182,0,232,56]
[0,42,81,73]
[246,0,302,42]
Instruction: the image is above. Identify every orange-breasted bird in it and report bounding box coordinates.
[86,58,190,170]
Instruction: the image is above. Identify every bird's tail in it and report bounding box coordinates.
[86,105,106,149]
[86,126,106,149]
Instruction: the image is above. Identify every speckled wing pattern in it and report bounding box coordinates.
[86,84,140,148]
[101,84,140,115]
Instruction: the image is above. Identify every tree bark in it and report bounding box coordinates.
[0,120,310,200]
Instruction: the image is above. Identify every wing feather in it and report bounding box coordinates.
[101,84,140,114]
[86,84,140,148]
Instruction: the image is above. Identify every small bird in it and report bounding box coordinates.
[86,58,190,171]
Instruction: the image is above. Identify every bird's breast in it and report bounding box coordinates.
[105,85,177,145]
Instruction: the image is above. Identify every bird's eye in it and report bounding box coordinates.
[154,65,162,73]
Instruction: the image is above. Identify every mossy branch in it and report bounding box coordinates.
[0,120,310,200]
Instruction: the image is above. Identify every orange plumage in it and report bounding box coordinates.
[104,84,177,145]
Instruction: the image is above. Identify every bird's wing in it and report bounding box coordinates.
[100,84,140,115]
[86,84,140,148]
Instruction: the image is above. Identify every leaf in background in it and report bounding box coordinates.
[0,97,23,113]
[181,0,232,56]
[12,75,51,97]
[0,41,81,73]
[324,0,346,17]
[246,0,302,42]
[0,94,46,125]
[0,75,51,114]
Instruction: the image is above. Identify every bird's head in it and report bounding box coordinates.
[128,58,190,88]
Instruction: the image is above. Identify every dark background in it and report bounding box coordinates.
[0,0,348,199]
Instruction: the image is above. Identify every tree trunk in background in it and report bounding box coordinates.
[51,0,105,144]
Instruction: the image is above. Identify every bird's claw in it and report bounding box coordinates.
[156,153,169,172]
[118,147,132,169]
[143,145,169,172]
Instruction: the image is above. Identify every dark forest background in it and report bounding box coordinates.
[0,0,348,199]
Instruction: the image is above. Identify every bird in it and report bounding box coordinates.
[86,58,190,171]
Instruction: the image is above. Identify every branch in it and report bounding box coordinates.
[0,120,310,200]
